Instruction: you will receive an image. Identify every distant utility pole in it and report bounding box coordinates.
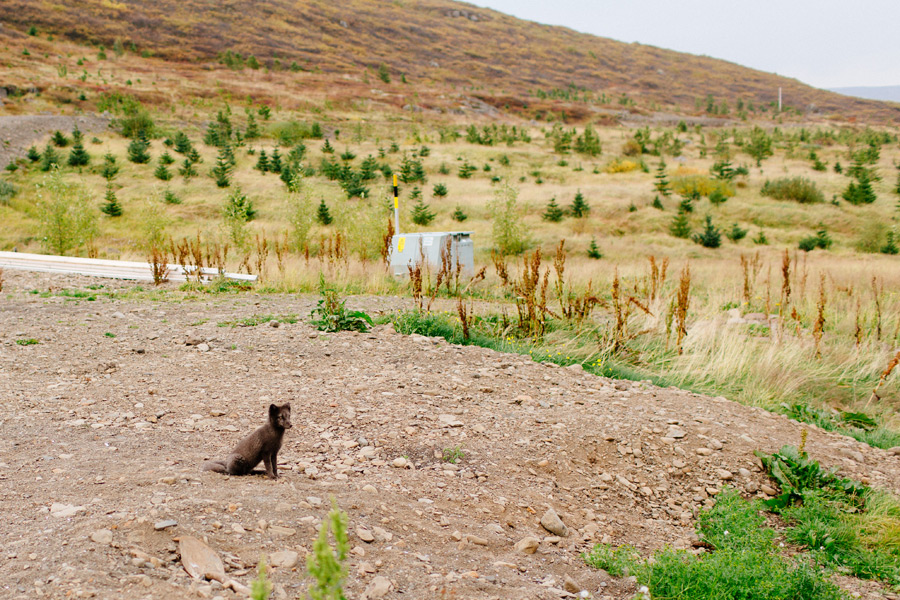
[778,87,782,112]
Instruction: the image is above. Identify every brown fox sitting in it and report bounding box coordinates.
[202,403,292,479]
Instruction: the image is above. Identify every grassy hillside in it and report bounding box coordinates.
[2,0,899,123]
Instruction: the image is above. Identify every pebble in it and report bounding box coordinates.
[268,525,296,537]
[357,527,375,543]
[514,537,539,554]
[50,503,85,518]
[666,426,686,439]
[564,574,582,594]
[760,484,777,496]
[362,484,377,494]
[716,469,733,481]
[154,519,178,530]
[197,343,210,352]
[540,508,568,537]
[269,551,299,569]
[839,448,865,463]
[392,457,408,469]
[363,576,393,599]
[707,439,724,450]
[90,529,113,544]
[696,448,713,456]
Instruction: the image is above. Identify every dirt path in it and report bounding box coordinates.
[1,269,898,600]
[0,114,112,169]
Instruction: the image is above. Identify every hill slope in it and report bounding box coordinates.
[2,0,898,122]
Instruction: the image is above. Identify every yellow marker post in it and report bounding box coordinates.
[392,173,399,236]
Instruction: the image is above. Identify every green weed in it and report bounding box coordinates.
[217,314,298,327]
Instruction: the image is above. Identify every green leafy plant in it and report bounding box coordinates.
[442,446,465,463]
[16,338,39,346]
[799,227,832,252]
[306,500,350,600]
[310,276,374,333]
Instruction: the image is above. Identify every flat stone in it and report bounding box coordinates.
[50,503,85,518]
[696,448,713,456]
[357,527,375,543]
[707,439,724,450]
[270,551,299,569]
[514,537,539,554]
[179,536,225,583]
[760,484,777,496]
[716,469,733,481]
[363,576,393,599]
[362,484,377,494]
[564,574,582,594]
[666,426,686,439]
[154,519,178,530]
[90,529,113,544]
[268,525,296,537]
[540,508,568,537]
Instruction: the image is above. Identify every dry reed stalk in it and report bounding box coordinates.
[512,249,545,337]
[675,265,691,355]
[238,251,252,274]
[189,233,204,279]
[0,267,3,292]
[867,347,900,408]
[780,249,791,311]
[456,296,471,340]
[872,277,883,341]
[740,255,751,305]
[274,231,288,276]
[380,216,395,267]
[854,298,863,348]
[812,272,826,359]
[147,244,171,286]
[764,265,771,314]
[612,269,624,349]
[461,266,487,294]
[407,261,423,311]
[491,250,510,287]
[254,234,269,279]
[554,240,567,316]
[798,251,808,299]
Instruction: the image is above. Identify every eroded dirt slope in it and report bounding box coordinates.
[1,269,898,600]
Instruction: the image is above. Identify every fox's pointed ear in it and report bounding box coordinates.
[283,403,291,411]
[269,404,278,418]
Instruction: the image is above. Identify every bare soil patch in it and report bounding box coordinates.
[1,269,898,600]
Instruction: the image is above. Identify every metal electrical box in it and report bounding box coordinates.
[389,232,474,276]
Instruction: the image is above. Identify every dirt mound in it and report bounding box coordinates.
[1,269,898,599]
[0,114,112,169]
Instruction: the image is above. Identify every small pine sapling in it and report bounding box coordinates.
[410,197,436,226]
[433,183,448,198]
[692,215,722,248]
[154,161,172,181]
[26,146,41,162]
[316,199,333,225]
[179,158,198,180]
[587,239,603,259]
[451,206,468,222]
[753,230,769,245]
[726,223,748,242]
[653,160,671,196]
[100,182,123,217]
[100,153,119,180]
[651,196,664,210]
[67,128,90,166]
[881,229,899,255]
[127,131,151,164]
[669,209,692,239]
[542,197,564,222]
[159,151,175,165]
[51,130,70,147]
[321,139,334,154]
[678,196,694,213]
[255,149,269,172]
[570,190,590,218]
[40,144,60,172]
[269,148,283,173]
[708,189,728,206]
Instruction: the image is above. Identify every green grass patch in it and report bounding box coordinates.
[758,445,900,587]
[180,278,255,294]
[104,332,116,338]
[584,488,846,600]
[217,314,298,327]
[57,288,97,300]
[15,338,40,346]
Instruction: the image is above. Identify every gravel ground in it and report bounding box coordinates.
[1,269,899,600]
[0,114,112,169]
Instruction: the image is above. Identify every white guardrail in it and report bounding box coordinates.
[0,251,257,283]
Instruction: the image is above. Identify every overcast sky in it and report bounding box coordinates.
[465,0,900,89]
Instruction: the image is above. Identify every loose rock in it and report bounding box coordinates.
[540,508,568,537]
